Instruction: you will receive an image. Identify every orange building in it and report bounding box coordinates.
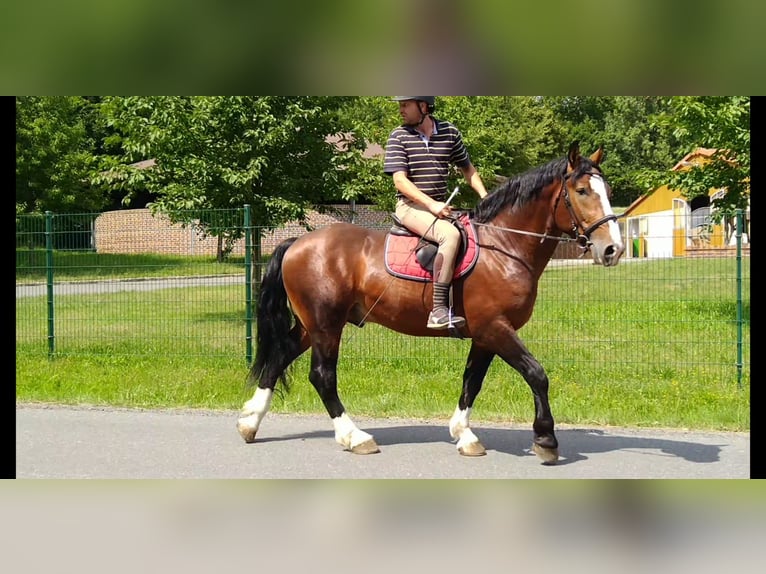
[621,148,749,258]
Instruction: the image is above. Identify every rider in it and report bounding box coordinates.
[384,97,488,330]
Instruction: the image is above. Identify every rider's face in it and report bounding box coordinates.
[399,100,424,126]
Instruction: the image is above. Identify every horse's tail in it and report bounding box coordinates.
[248,237,300,392]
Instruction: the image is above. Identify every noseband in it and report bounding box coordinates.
[556,171,618,253]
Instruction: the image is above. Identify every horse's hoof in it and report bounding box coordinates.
[458,442,487,457]
[349,439,380,455]
[237,419,258,443]
[532,443,559,464]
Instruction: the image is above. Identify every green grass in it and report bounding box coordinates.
[16,254,750,432]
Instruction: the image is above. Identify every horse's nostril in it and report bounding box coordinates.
[603,244,625,265]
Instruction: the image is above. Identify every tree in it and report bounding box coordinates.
[643,96,750,239]
[542,96,686,206]
[16,96,106,214]
[440,96,563,195]
[92,96,363,260]
[347,96,563,212]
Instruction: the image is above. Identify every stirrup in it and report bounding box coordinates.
[427,307,466,330]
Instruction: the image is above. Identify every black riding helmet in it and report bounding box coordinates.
[391,96,435,114]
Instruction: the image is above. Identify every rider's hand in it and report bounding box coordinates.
[430,201,452,219]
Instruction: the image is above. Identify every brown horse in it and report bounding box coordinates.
[237,142,625,463]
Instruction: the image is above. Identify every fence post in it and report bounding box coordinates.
[45,211,55,358]
[735,209,743,390]
[244,205,253,365]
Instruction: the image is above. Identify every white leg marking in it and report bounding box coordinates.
[238,387,273,437]
[332,413,374,450]
[449,406,480,451]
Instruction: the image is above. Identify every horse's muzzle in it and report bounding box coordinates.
[593,241,625,267]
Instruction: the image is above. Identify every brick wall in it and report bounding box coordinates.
[94,205,393,256]
[94,206,591,259]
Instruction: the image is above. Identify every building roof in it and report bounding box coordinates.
[129,159,157,170]
[113,136,383,174]
[623,148,719,215]
[325,133,384,158]
[671,148,717,171]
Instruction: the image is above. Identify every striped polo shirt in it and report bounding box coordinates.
[383,118,471,201]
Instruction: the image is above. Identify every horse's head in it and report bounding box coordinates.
[555,142,625,266]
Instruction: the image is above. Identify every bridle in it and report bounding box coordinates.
[554,169,618,254]
[472,168,620,257]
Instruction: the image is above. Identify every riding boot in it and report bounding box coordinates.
[427,282,466,330]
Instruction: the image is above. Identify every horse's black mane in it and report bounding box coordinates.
[473,154,598,224]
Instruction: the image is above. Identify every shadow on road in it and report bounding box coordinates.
[248,423,726,465]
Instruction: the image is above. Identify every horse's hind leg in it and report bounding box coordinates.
[237,325,309,443]
[309,332,380,455]
[450,343,495,457]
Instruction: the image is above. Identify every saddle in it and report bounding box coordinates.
[384,212,480,282]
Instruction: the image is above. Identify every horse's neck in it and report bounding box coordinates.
[530,234,562,277]
[486,198,562,277]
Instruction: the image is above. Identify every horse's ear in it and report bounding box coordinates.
[590,147,604,166]
[567,141,581,169]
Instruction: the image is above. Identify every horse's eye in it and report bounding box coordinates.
[576,187,588,195]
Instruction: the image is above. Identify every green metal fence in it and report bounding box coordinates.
[16,207,750,389]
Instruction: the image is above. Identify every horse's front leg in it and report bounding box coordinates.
[309,334,380,455]
[496,331,559,464]
[449,343,495,456]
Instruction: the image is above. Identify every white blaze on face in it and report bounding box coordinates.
[590,175,623,248]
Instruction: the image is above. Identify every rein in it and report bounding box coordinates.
[473,221,574,243]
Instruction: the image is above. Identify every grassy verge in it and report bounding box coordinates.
[15,350,749,431]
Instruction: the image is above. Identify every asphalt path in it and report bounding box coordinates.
[15,275,243,298]
[15,404,750,478]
